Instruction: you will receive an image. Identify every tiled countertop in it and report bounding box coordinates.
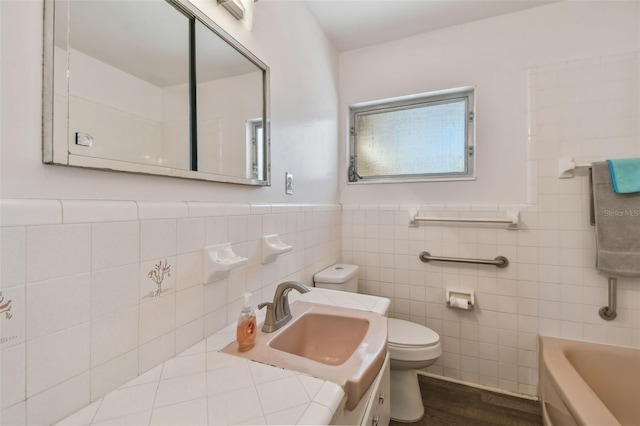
[56,289,390,426]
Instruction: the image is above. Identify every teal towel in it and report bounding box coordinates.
[607,158,640,194]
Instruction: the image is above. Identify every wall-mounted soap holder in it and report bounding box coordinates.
[446,289,475,310]
[262,234,292,264]
[203,243,248,283]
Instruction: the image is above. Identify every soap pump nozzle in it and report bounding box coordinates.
[241,292,252,311]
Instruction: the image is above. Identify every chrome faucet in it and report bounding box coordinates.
[258,281,311,332]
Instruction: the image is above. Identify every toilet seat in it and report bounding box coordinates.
[387,318,442,362]
[388,318,440,347]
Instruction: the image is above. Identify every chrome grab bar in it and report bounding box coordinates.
[599,277,617,321]
[419,251,509,268]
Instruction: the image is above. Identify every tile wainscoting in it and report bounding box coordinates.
[2,196,640,424]
[0,200,341,425]
[343,203,640,397]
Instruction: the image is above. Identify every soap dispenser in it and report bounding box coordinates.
[236,292,257,352]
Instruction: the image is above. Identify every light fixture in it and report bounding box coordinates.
[217,0,245,20]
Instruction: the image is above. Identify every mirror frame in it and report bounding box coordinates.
[42,0,271,186]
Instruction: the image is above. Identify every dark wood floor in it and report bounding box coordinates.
[390,375,543,426]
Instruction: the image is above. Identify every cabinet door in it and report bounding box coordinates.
[362,353,391,426]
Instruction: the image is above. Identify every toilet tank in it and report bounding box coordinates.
[314,264,359,293]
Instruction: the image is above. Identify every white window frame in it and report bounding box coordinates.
[348,86,475,184]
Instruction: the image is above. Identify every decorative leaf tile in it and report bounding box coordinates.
[140,258,176,302]
[0,286,24,348]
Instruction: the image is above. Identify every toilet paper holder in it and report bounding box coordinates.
[446,289,475,310]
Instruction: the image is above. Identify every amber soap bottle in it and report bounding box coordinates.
[236,292,257,352]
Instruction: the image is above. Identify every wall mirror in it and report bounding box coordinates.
[43,0,270,186]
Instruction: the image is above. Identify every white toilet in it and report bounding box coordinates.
[314,264,442,422]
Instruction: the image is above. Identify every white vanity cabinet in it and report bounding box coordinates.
[361,353,391,426]
[331,353,391,426]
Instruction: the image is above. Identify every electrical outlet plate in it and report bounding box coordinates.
[285,172,293,195]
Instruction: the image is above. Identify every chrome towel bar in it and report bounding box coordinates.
[419,251,509,268]
[413,216,513,223]
[409,211,519,229]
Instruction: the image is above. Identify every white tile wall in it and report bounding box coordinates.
[91,305,139,368]
[345,51,640,397]
[140,294,176,344]
[140,219,177,262]
[0,200,341,425]
[26,323,91,397]
[26,224,91,283]
[25,373,91,426]
[91,264,139,319]
[90,349,139,401]
[91,221,139,270]
[1,227,26,288]
[26,274,91,340]
[0,200,62,227]
[61,200,137,224]
[139,332,176,375]
[0,402,25,425]
[1,344,26,410]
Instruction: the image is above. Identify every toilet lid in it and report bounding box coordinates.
[314,264,359,284]
[388,318,440,347]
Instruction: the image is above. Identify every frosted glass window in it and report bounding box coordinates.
[349,88,474,182]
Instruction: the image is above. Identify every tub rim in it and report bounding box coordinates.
[539,336,621,426]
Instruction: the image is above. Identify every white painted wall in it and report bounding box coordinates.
[339,1,639,205]
[0,0,339,204]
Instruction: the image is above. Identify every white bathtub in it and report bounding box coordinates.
[539,336,640,426]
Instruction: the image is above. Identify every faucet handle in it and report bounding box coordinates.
[258,302,277,333]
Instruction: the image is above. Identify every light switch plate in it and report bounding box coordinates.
[75,132,94,147]
[285,172,293,195]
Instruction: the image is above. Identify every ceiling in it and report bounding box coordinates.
[305,0,558,52]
